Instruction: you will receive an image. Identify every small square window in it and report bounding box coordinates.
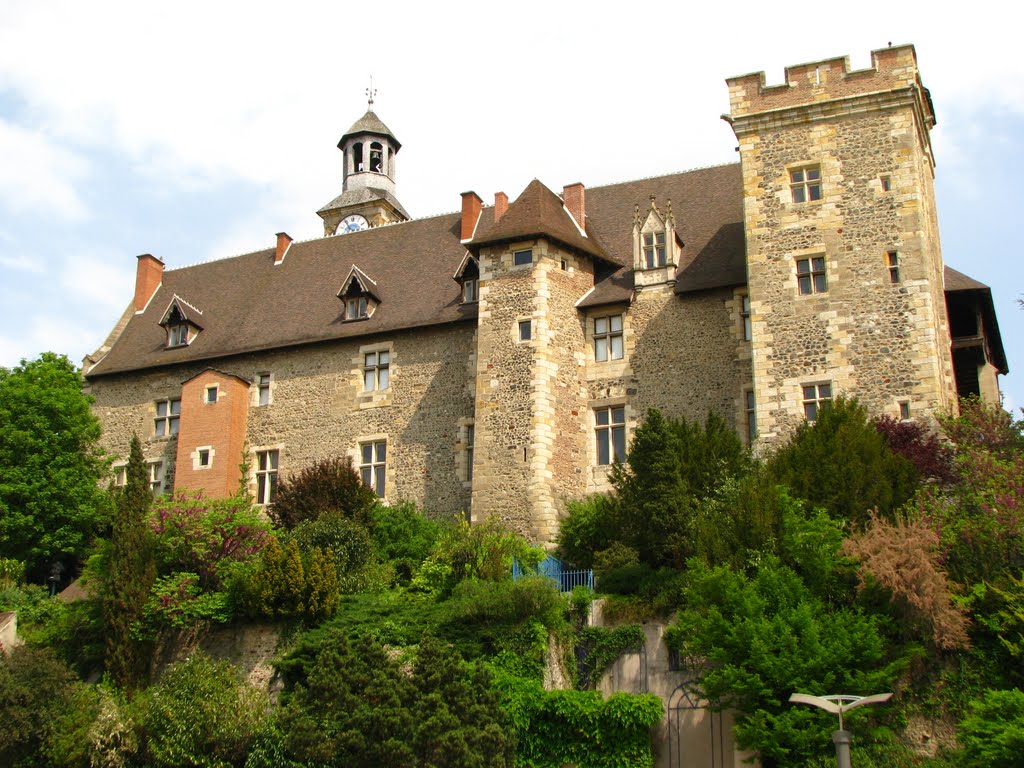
[790,166,822,203]
[880,175,892,192]
[204,385,218,404]
[642,232,667,269]
[197,448,211,468]
[363,350,391,392]
[463,278,479,303]
[359,440,387,496]
[257,374,272,406]
[513,249,533,266]
[796,257,827,295]
[802,383,832,422]
[518,320,532,341]
[255,449,279,504]
[154,398,181,437]
[887,251,900,284]
[594,315,624,362]
[740,295,752,341]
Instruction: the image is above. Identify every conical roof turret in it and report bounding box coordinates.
[339,110,401,151]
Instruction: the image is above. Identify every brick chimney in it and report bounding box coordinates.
[275,232,292,265]
[494,191,508,222]
[460,192,482,241]
[134,254,164,312]
[563,183,585,230]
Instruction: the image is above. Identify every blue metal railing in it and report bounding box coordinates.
[513,554,594,593]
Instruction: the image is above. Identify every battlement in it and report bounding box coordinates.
[727,44,929,120]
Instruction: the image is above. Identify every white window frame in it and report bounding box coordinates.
[594,315,624,362]
[462,278,479,303]
[789,165,822,203]
[802,382,832,422]
[148,460,165,494]
[642,232,667,269]
[796,256,827,295]
[154,398,181,438]
[363,349,391,392]
[595,405,627,466]
[113,462,127,487]
[359,439,387,496]
[255,448,279,505]
[345,296,368,320]
[167,323,190,348]
[193,446,214,470]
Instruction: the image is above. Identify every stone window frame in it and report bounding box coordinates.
[795,255,828,295]
[355,435,388,498]
[363,349,391,392]
[879,174,892,193]
[788,164,822,204]
[739,293,752,341]
[801,382,833,422]
[642,231,667,269]
[154,397,181,438]
[886,251,901,284]
[355,342,394,408]
[898,400,911,421]
[192,445,214,471]
[252,445,282,505]
[593,404,627,466]
[593,314,625,362]
[113,461,127,487]
[254,372,273,407]
[456,418,475,486]
[512,248,534,267]
[149,460,165,494]
[517,319,533,343]
[204,384,219,404]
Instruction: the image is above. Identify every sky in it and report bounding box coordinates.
[0,0,1021,412]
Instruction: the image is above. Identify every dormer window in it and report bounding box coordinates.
[643,232,666,268]
[453,252,480,304]
[463,278,478,303]
[633,197,679,282]
[337,265,380,322]
[159,296,203,350]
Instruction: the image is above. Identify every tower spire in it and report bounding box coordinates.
[366,76,376,109]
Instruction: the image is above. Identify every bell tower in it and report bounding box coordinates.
[317,85,410,236]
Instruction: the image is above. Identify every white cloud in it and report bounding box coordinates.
[0,119,89,220]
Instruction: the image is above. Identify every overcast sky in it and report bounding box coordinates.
[0,0,1021,412]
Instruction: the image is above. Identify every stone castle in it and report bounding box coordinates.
[84,45,1006,544]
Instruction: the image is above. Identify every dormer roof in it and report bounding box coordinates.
[337,265,382,302]
[159,295,204,329]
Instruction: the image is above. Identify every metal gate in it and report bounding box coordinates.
[666,681,725,768]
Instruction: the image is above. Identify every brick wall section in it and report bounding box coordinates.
[89,322,477,514]
[174,370,250,497]
[729,45,956,446]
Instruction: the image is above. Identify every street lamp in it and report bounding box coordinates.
[788,692,893,768]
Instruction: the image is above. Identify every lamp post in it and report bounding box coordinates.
[788,692,893,768]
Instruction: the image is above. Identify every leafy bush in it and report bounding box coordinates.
[370,501,442,580]
[230,537,339,622]
[557,494,619,570]
[576,624,646,689]
[768,397,919,524]
[2,589,105,676]
[958,688,1024,767]
[133,652,266,768]
[288,512,372,575]
[269,456,377,529]
[136,572,232,637]
[875,415,955,484]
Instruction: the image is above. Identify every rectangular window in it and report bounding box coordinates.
[740,295,752,341]
[197,448,211,468]
[594,315,624,361]
[802,383,832,422]
[346,296,368,320]
[595,406,626,466]
[363,350,390,392]
[887,251,900,284]
[642,232,667,268]
[899,401,911,420]
[796,257,827,295]
[790,166,822,203]
[257,374,272,406]
[745,390,757,444]
[113,464,127,487]
[518,320,532,341]
[465,424,475,482]
[168,324,189,347]
[462,278,478,303]
[360,440,387,496]
[255,449,279,505]
[880,175,892,192]
[154,398,181,437]
[513,249,533,266]
[148,461,164,494]
[204,385,218,404]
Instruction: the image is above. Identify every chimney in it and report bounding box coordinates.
[275,232,293,265]
[563,183,585,230]
[494,191,508,222]
[134,254,164,312]
[460,191,482,241]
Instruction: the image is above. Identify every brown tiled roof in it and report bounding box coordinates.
[944,266,989,292]
[945,266,1008,374]
[339,109,401,150]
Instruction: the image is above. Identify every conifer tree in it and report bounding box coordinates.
[103,434,156,691]
[280,539,306,617]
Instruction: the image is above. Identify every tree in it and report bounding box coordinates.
[0,353,109,580]
[102,434,156,690]
[269,455,377,529]
[958,688,1024,768]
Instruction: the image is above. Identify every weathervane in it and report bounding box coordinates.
[366,76,377,109]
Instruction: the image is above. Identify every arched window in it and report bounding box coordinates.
[370,142,384,173]
[352,142,364,172]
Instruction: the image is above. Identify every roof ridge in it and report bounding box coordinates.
[583,161,741,193]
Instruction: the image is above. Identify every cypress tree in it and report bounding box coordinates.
[103,434,156,690]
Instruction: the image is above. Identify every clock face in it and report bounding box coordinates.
[339,214,369,234]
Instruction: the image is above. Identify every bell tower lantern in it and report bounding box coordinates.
[318,87,410,236]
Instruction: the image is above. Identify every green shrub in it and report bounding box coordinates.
[958,688,1024,767]
[369,501,442,579]
[229,537,339,622]
[557,494,619,570]
[268,456,377,529]
[288,512,372,575]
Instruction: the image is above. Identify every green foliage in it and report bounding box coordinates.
[576,624,645,689]
[495,671,662,768]
[269,455,377,529]
[0,557,24,587]
[133,652,266,768]
[557,494,619,570]
[136,572,233,637]
[0,352,110,580]
[102,434,157,691]
[0,646,99,768]
[149,491,270,588]
[230,536,339,622]
[1,588,105,675]
[370,501,443,580]
[957,688,1024,768]
[767,397,919,524]
[288,511,372,578]
[668,557,902,766]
